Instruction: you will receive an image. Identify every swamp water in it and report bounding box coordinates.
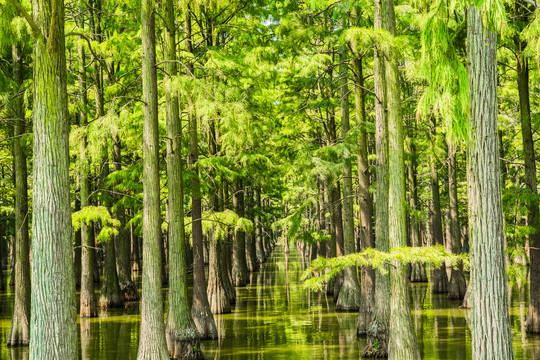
[1,246,540,359]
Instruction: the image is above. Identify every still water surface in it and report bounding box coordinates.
[1,246,540,359]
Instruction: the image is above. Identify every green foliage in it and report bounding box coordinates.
[302,246,469,291]
[72,206,121,243]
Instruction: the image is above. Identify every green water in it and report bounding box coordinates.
[2,247,540,359]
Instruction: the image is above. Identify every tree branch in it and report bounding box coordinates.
[7,0,44,40]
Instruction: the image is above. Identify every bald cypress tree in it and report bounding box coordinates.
[137,0,169,357]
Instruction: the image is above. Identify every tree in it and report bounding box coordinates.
[7,42,30,347]
[467,4,514,358]
[137,0,169,357]
[26,0,78,356]
[163,0,202,357]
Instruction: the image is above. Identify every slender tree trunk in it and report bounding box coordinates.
[515,39,540,333]
[8,43,30,347]
[245,187,259,272]
[336,46,361,312]
[447,143,466,300]
[29,0,77,356]
[113,138,139,301]
[98,153,123,309]
[467,6,515,359]
[353,55,375,334]
[221,179,236,304]
[163,1,202,355]
[137,0,169,357]
[232,179,249,286]
[384,0,419,356]
[363,1,390,355]
[78,35,97,319]
[255,188,265,262]
[408,121,427,283]
[429,120,448,294]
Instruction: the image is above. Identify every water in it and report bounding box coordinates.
[1,246,540,359]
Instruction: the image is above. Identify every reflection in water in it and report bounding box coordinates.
[2,248,540,359]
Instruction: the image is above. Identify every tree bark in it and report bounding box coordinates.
[163,1,202,355]
[352,54,375,334]
[8,43,30,347]
[384,0,420,356]
[363,0,390,355]
[29,0,77,356]
[467,6,515,359]
[336,46,361,312]
[429,120,448,294]
[447,143,466,300]
[232,179,249,286]
[407,121,427,283]
[137,0,169,357]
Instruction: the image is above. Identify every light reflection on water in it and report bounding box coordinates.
[1,246,540,359]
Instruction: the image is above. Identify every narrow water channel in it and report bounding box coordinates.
[1,245,540,359]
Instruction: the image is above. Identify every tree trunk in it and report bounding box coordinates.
[29,0,77,356]
[408,121,427,283]
[336,46,361,312]
[137,0,169,357]
[467,6,515,359]
[78,35,97,319]
[363,1,390,355]
[384,0,419,356]
[163,1,202,355]
[447,143,466,300]
[255,188,265,262]
[429,120,448,294]
[8,43,30,347]
[232,179,249,286]
[515,38,540,333]
[352,54,375,334]
[245,187,259,272]
[113,138,140,301]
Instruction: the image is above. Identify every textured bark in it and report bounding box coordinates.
[8,43,30,347]
[384,0,419,356]
[163,2,202,355]
[447,144,466,300]
[353,55,375,334]
[336,47,361,312]
[429,120,448,294]
[467,7,515,359]
[331,181,344,298]
[232,180,249,286]
[221,180,236,305]
[363,1,389,355]
[29,0,77,357]
[137,0,169,357]
[407,121,427,283]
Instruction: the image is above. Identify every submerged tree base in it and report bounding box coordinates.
[120,280,140,301]
[166,330,205,360]
[362,319,389,358]
[191,306,218,340]
[335,280,361,312]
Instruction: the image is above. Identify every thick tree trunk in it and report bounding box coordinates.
[163,2,202,355]
[385,1,419,356]
[29,0,77,357]
[447,144,466,300]
[137,0,169,357]
[336,47,361,312]
[8,43,30,347]
[407,121,427,283]
[467,7,515,359]
[363,1,390,355]
[232,180,249,286]
[429,121,448,294]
